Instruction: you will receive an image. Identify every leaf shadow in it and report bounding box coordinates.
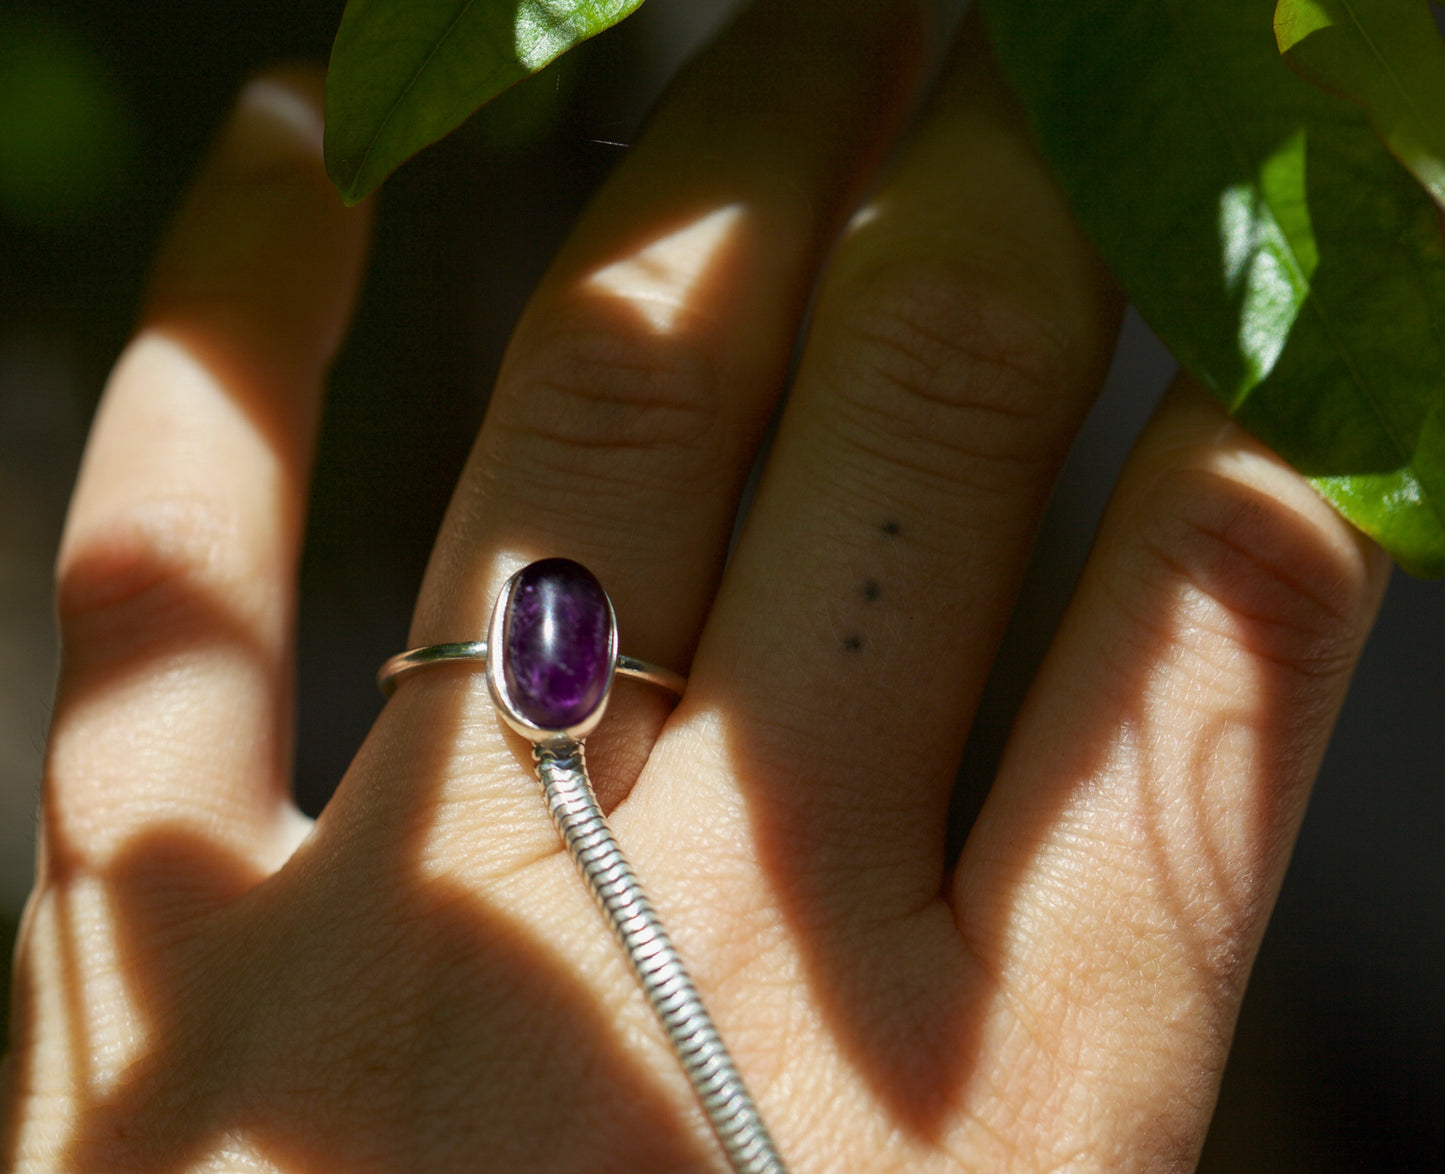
[55,820,714,1173]
[721,424,1372,1151]
[13,530,714,1173]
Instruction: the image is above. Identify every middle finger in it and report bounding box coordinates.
[337,0,929,867]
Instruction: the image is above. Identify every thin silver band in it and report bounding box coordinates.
[378,635,789,1173]
[378,640,688,699]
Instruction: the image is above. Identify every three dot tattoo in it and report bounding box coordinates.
[840,518,901,654]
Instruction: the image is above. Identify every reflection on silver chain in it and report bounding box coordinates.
[534,742,789,1174]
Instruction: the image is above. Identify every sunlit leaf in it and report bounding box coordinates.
[325,0,647,203]
[1275,0,1445,211]
[982,0,1445,575]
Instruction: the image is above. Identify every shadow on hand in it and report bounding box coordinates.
[722,432,1373,1151]
[7,546,713,1172]
[55,827,712,1172]
[21,815,715,1173]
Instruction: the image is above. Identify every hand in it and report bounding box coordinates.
[2,5,1388,1171]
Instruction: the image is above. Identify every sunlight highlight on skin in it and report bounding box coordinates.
[266,803,316,871]
[408,545,567,885]
[955,416,1368,1164]
[842,199,884,238]
[17,881,151,1120]
[15,894,76,1109]
[187,1136,274,1173]
[234,76,324,156]
[67,878,149,1094]
[583,204,746,333]
[1061,429,1353,933]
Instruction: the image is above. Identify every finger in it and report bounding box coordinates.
[579,20,1122,1147]
[46,71,371,880]
[651,14,1120,909]
[348,0,930,867]
[950,378,1389,1168]
[411,0,925,652]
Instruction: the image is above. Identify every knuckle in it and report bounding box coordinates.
[1131,466,1375,681]
[489,320,730,498]
[55,497,256,658]
[821,262,1076,499]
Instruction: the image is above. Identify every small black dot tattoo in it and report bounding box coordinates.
[881,519,902,537]
[841,635,864,653]
[861,578,881,602]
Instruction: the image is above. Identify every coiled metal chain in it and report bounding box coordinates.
[533,741,789,1174]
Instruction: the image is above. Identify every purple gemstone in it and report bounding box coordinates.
[501,558,614,730]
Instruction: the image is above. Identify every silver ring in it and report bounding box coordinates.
[378,642,686,702]
[378,557,789,1174]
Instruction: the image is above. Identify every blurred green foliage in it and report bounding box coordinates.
[0,11,137,231]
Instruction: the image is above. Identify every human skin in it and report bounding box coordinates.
[0,2,1388,1171]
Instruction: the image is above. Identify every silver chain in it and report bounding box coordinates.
[533,742,789,1174]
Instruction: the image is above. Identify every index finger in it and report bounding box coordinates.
[46,70,371,883]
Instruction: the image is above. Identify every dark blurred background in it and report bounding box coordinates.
[0,0,1440,1167]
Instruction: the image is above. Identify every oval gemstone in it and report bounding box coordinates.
[501,558,613,730]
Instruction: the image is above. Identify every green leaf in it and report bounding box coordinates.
[325,0,647,203]
[1275,0,1445,211]
[981,0,1445,575]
